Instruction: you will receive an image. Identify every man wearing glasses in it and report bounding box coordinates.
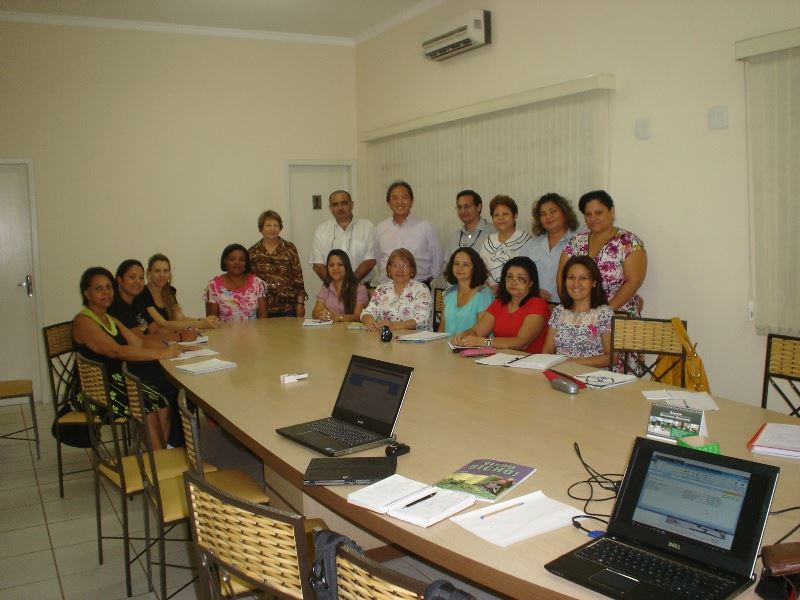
[310,190,376,283]
[444,190,495,263]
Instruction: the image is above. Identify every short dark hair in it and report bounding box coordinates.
[329,190,352,203]
[325,249,359,314]
[386,181,414,202]
[560,256,608,310]
[443,247,489,288]
[257,210,283,231]
[456,189,482,207]
[386,248,417,279]
[79,266,114,306]
[496,256,540,306]
[531,193,579,236]
[578,190,614,214]
[489,195,518,217]
[115,259,144,283]
[220,243,251,273]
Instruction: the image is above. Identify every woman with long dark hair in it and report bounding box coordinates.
[311,249,368,323]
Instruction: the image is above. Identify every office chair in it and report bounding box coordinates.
[761,333,800,417]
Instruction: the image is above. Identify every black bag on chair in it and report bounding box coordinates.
[50,364,92,448]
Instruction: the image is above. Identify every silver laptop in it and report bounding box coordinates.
[276,355,413,456]
[546,437,780,600]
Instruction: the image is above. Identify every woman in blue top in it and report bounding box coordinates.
[438,247,494,335]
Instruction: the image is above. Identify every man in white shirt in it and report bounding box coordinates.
[443,189,495,263]
[310,190,376,283]
[374,181,443,285]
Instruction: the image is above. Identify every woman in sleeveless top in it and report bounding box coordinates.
[72,267,183,450]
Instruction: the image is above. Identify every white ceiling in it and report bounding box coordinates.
[0,0,442,42]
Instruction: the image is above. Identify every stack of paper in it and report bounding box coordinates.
[347,474,475,528]
[475,353,566,370]
[170,348,219,361]
[747,423,800,459]
[174,358,236,375]
[395,331,450,343]
[575,370,638,389]
[642,389,719,411]
[450,491,581,547]
[303,319,333,327]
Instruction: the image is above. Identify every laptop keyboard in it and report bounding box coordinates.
[577,538,738,600]
[310,420,378,446]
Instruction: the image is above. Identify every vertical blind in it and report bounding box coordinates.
[364,89,610,250]
[744,45,800,335]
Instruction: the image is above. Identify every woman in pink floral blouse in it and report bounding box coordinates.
[557,190,647,316]
[361,248,432,331]
[204,244,267,322]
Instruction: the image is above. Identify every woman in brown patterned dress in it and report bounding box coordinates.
[248,210,307,317]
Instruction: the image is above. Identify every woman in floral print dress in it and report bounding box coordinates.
[557,190,647,316]
[543,256,613,367]
[361,248,432,332]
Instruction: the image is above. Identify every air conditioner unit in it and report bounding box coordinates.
[422,10,491,61]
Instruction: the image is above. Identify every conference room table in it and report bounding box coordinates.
[163,318,800,599]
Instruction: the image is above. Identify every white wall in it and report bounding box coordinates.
[0,21,357,325]
[355,0,800,406]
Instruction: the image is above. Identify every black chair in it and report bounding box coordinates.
[761,333,800,417]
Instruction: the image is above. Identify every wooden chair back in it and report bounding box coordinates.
[433,287,445,331]
[183,471,313,599]
[42,321,75,413]
[610,316,686,385]
[761,333,800,416]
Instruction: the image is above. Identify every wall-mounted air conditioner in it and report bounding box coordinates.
[422,10,491,62]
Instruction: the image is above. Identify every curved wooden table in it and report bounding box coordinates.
[163,318,800,599]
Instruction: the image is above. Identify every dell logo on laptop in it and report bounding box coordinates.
[668,541,681,550]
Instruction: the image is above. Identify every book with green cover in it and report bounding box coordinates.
[434,458,536,502]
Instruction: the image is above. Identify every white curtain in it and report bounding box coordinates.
[744,46,800,336]
[364,89,609,245]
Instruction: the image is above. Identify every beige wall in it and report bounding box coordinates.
[355,0,800,405]
[0,22,357,325]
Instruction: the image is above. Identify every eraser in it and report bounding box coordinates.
[280,372,308,383]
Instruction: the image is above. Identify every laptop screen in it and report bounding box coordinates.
[331,355,413,436]
[610,438,779,578]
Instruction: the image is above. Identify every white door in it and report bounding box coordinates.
[286,162,354,295]
[0,162,42,404]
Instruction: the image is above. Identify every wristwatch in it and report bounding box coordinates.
[485,337,493,347]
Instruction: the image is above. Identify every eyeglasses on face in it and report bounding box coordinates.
[504,275,530,284]
[390,263,410,270]
[456,203,475,210]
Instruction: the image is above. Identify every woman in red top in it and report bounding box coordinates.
[452,256,549,353]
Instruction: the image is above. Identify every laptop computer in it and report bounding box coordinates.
[545,437,780,600]
[303,456,397,486]
[276,354,413,457]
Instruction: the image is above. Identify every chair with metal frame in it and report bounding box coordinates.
[311,529,476,600]
[0,379,39,459]
[122,364,199,600]
[177,391,269,504]
[761,333,800,417]
[43,321,88,496]
[610,316,687,386]
[76,354,190,597]
[183,470,317,599]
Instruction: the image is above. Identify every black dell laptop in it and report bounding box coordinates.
[276,355,413,457]
[546,437,779,600]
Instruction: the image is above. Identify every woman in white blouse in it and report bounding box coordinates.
[361,248,432,331]
[479,195,535,291]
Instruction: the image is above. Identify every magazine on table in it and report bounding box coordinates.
[434,458,536,502]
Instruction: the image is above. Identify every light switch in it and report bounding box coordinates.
[312,194,322,210]
[634,118,651,140]
[708,105,728,130]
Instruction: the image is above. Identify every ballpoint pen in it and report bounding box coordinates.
[506,353,532,365]
[403,491,437,509]
[480,501,525,520]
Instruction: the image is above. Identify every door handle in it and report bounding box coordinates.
[18,274,33,297]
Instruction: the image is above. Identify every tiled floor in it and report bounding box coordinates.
[0,402,505,600]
